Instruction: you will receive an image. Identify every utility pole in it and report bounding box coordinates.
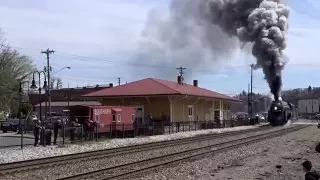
[250,64,254,119]
[248,83,250,117]
[176,66,186,77]
[41,48,55,124]
[117,77,121,86]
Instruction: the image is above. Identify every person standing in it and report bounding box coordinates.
[70,118,80,142]
[302,160,320,180]
[53,119,61,145]
[33,119,42,147]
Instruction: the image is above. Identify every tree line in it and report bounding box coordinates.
[0,29,63,119]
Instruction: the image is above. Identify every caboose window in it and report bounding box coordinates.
[95,114,100,122]
[131,114,135,122]
[117,114,121,122]
[112,115,116,122]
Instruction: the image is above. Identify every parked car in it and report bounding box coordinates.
[30,115,37,121]
[0,119,24,133]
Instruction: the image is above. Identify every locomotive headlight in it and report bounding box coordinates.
[274,106,278,110]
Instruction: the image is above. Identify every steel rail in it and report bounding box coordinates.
[58,125,308,180]
[0,125,271,174]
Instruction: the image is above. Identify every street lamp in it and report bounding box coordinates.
[30,70,47,146]
[18,78,30,149]
[52,66,71,75]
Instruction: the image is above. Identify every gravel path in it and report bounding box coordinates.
[1,127,280,180]
[129,125,320,180]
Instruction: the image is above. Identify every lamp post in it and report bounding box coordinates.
[47,66,71,125]
[30,70,47,146]
[18,79,30,149]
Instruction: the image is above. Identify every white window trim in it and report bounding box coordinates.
[117,114,121,122]
[131,114,135,122]
[95,114,100,122]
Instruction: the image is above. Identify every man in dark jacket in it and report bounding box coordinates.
[33,120,42,147]
[53,119,62,145]
[70,118,80,142]
[302,160,320,180]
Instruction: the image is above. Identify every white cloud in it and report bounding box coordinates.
[0,0,319,93]
[0,0,154,55]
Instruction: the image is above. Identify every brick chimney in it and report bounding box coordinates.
[177,76,182,85]
[193,80,198,87]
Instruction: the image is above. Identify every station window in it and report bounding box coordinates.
[117,114,121,122]
[214,110,220,120]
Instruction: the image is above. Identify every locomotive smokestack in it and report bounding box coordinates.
[271,75,282,101]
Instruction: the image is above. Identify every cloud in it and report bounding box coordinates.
[0,0,319,94]
[0,0,153,55]
[0,0,160,87]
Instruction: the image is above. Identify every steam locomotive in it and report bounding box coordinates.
[267,100,295,126]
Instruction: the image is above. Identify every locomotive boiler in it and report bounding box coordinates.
[267,100,295,126]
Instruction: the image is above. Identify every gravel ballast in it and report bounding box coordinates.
[130,125,320,180]
[2,126,278,180]
[0,125,260,164]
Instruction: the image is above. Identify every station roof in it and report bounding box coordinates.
[83,78,240,102]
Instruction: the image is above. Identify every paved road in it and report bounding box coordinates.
[0,136,34,148]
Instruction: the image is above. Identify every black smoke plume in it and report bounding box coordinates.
[136,0,289,99]
[205,0,289,100]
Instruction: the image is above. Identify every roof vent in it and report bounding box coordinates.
[193,80,198,87]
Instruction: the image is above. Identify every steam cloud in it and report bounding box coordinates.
[136,0,289,99]
[206,0,289,100]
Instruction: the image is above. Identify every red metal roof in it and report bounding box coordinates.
[83,78,240,102]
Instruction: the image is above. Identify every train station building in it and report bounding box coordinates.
[83,77,240,124]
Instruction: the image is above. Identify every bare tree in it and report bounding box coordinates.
[50,76,56,89]
[56,77,63,89]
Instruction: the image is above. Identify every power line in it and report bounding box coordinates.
[176,66,186,77]
[9,46,251,72]
[12,45,320,76]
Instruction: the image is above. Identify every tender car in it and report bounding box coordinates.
[0,119,24,133]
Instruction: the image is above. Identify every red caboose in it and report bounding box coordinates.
[69,105,136,134]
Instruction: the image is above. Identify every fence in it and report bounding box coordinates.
[0,119,255,149]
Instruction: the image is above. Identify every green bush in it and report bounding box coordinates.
[18,103,33,118]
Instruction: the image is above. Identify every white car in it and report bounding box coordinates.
[31,115,38,121]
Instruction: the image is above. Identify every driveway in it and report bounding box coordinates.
[0,132,34,148]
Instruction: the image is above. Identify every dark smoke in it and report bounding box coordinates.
[205,0,289,100]
[135,0,289,99]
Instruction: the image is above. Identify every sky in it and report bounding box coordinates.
[0,0,319,96]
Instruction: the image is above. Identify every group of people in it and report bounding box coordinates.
[33,117,97,146]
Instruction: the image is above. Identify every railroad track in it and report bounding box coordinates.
[58,125,308,180]
[0,125,272,174]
